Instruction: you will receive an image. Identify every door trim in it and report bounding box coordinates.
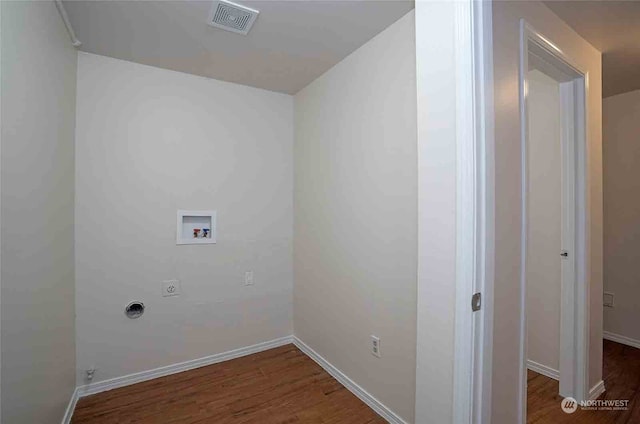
[518,19,590,423]
[452,1,495,423]
[415,1,494,421]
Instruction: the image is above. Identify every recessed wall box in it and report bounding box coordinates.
[177,210,217,245]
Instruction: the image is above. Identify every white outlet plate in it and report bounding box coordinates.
[162,279,181,297]
[371,335,381,358]
[244,271,254,286]
[603,291,614,308]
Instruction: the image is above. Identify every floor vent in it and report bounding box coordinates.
[207,0,259,35]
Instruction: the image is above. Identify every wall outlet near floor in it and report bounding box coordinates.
[371,335,381,358]
[244,271,254,286]
[162,279,181,297]
[603,292,615,308]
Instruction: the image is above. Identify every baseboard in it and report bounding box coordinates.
[589,379,606,400]
[603,331,640,350]
[292,336,408,424]
[526,359,559,381]
[61,387,80,424]
[77,335,293,397]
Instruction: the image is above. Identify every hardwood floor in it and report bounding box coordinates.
[71,344,386,424]
[527,339,640,423]
[71,339,640,423]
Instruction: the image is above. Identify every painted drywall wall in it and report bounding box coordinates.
[492,2,602,422]
[414,2,456,423]
[1,1,77,422]
[75,52,293,385]
[526,70,562,374]
[293,10,416,423]
[603,89,640,343]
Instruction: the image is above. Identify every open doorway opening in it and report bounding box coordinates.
[519,21,590,422]
[525,67,563,390]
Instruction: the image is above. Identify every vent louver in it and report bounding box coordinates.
[207,0,259,35]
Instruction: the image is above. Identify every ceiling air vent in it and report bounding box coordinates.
[207,0,259,35]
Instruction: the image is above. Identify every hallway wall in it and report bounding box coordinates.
[603,89,640,344]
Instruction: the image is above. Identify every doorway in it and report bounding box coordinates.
[526,68,563,388]
[519,20,590,422]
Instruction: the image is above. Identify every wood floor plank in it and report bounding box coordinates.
[71,344,385,423]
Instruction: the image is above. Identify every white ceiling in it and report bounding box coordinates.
[544,0,640,98]
[63,0,414,94]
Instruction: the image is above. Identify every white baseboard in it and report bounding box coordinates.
[589,379,606,400]
[603,331,640,350]
[77,336,293,397]
[526,360,605,401]
[292,336,407,424]
[61,387,80,424]
[526,359,559,381]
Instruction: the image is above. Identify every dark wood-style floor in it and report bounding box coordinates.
[71,339,640,423]
[71,344,386,423]
[528,339,640,423]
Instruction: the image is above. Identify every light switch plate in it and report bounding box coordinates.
[162,279,181,297]
[603,292,614,308]
[244,271,254,286]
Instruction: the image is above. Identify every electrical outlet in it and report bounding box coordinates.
[603,292,615,308]
[244,271,254,286]
[162,279,181,297]
[371,335,381,358]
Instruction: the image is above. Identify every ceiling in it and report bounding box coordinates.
[63,0,414,94]
[544,1,640,98]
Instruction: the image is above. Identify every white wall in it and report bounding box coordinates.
[1,1,77,422]
[75,53,293,385]
[603,89,640,343]
[414,2,456,423]
[526,70,562,374]
[492,2,602,422]
[293,11,416,423]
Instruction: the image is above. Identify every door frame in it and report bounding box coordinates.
[451,1,495,423]
[518,19,590,421]
[414,0,494,422]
